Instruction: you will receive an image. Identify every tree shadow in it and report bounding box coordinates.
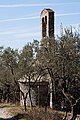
[0,117,17,120]
[0,106,15,109]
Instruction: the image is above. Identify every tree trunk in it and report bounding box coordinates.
[29,76,33,109]
[70,105,77,120]
[50,80,53,109]
[24,97,27,111]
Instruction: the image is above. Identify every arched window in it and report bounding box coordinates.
[45,16,47,24]
[42,17,44,23]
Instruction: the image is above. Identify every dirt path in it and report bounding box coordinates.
[0,107,13,119]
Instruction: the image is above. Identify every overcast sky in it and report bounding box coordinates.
[0,0,80,50]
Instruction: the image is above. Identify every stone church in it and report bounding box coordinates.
[18,8,54,108]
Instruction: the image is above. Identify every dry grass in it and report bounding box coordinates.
[0,104,62,120]
[7,105,63,120]
[0,103,80,120]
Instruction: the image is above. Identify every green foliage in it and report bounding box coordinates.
[0,26,80,110]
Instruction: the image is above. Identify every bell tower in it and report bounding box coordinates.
[40,8,54,39]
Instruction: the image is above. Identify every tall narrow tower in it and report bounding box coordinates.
[40,8,54,39]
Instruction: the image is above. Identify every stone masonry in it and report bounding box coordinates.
[18,79,49,107]
[40,8,54,39]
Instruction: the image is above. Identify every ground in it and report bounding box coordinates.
[0,107,12,118]
[0,103,19,120]
[0,103,80,120]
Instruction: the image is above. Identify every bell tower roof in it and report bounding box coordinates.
[41,8,54,15]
